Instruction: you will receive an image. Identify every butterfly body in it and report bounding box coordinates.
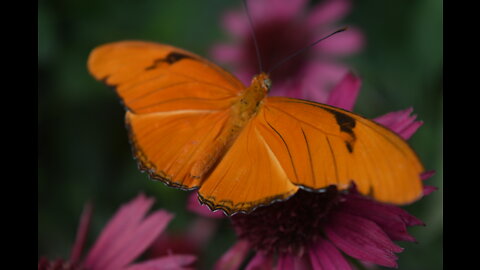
[191,73,269,179]
[88,41,425,215]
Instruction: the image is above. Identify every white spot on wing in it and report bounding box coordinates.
[142,109,219,117]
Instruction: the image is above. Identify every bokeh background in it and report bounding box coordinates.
[38,0,443,269]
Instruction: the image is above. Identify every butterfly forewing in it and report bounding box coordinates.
[88,41,244,113]
[88,41,245,189]
[261,97,424,205]
[198,118,299,214]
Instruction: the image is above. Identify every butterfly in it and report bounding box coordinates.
[88,41,425,215]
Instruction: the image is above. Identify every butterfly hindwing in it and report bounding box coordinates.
[126,109,231,189]
[198,117,299,214]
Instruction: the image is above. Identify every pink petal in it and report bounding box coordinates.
[276,255,294,270]
[399,120,423,140]
[339,194,422,242]
[234,0,306,25]
[70,202,93,265]
[307,0,351,27]
[276,254,310,270]
[325,211,403,268]
[245,252,273,270]
[187,192,225,219]
[214,240,250,270]
[374,107,423,140]
[309,238,353,270]
[210,44,244,64]
[223,10,249,37]
[95,210,173,270]
[85,194,155,267]
[421,170,436,181]
[423,185,438,196]
[125,254,196,270]
[269,79,304,100]
[313,27,365,56]
[346,189,425,227]
[326,71,361,111]
[300,62,349,103]
[374,107,413,128]
[421,170,438,195]
[258,0,308,21]
[84,194,173,270]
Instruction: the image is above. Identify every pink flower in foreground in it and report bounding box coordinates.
[211,0,364,103]
[38,194,196,270]
[214,73,436,270]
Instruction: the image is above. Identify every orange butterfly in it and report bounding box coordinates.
[88,41,424,215]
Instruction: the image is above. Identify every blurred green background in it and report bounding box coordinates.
[38,0,442,269]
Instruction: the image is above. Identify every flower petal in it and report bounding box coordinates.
[300,62,349,103]
[325,211,403,268]
[245,252,273,270]
[374,107,423,140]
[307,0,351,27]
[313,27,364,56]
[326,71,361,111]
[85,193,155,268]
[223,10,249,37]
[421,170,436,180]
[214,240,250,270]
[258,0,308,21]
[187,192,225,219]
[269,79,304,99]
[276,254,310,270]
[70,202,93,265]
[308,238,353,270]
[98,210,174,270]
[125,254,196,270]
[85,194,173,270]
[210,44,244,64]
[339,194,422,242]
[423,186,438,196]
[248,0,305,24]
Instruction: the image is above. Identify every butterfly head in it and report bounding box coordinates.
[251,72,272,94]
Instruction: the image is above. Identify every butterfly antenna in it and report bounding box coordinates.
[268,27,348,75]
[242,0,263,73]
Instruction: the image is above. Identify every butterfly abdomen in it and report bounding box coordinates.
[189,119,245,179]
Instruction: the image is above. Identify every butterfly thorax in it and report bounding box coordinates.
[189,73,270,179]
[233,72,270,124]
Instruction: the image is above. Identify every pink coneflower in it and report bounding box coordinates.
[38,194,196,270]
[211,0,364,103]
[213,73,436,270]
